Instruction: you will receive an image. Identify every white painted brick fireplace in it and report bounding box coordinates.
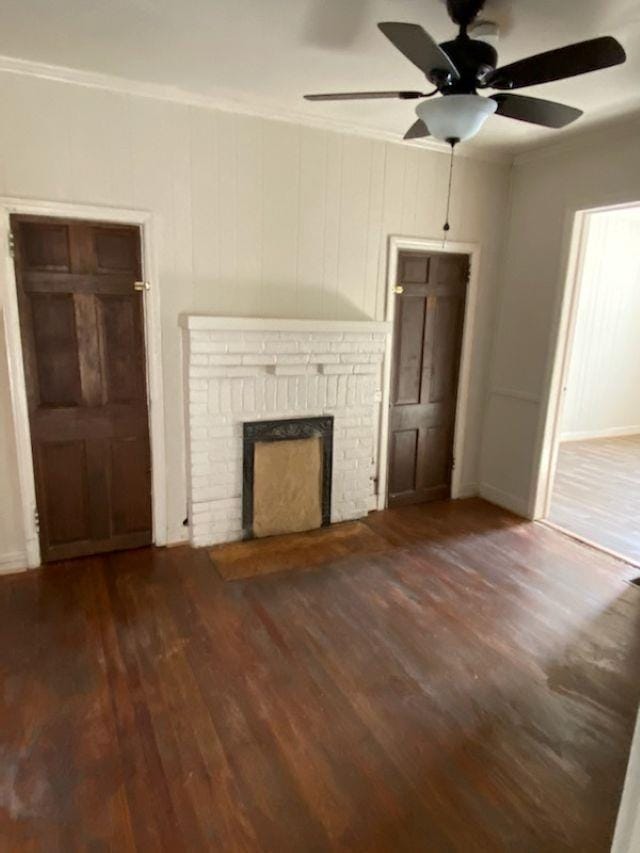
[180,316,391,546]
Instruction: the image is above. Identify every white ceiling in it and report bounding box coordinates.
[0,0,638,155]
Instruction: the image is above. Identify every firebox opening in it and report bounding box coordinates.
[242,416,333,540]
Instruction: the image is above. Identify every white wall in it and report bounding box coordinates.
[0,70,512,566]
[613,708,640,853]
[0,309,24,571]
[561,209,640,441]
[480,116,640,516]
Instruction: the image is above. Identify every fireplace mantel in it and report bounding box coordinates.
[179,314,391,335]
[181,314,391,547]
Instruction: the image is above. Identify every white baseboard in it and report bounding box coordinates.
[479,483,531,519]
[560,425,640,442]
[0,551,29,575]
[454,482,479,499]
[166,526,189,547]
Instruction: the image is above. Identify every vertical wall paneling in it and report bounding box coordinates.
[363,141,386,321]
[321,132,344,320]
[216,111,240,315]
[297,126,328,319]
[190,106,221,310]
[235,114,264,315]
[261,121,301,317]
[0,75,74,200]
[0,70,511,562]
[69,88,134,206]
[336,136,373,318]
[562,211,640,438]
[482,119,640,515]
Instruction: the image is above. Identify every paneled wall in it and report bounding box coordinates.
[481,117,640,516]
[561,210,640,440]
[0,70,511,566]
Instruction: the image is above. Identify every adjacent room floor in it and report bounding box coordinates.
[1,498,639,851]
[548,434,640,564]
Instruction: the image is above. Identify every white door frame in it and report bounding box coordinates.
[0,198,167,568]
[530,199,640,521]
[377,235,481,510]
[612,707,640,853]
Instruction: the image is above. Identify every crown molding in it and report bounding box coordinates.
[513,110,640,167]
[2,51,636,169]
[0,53,512,164]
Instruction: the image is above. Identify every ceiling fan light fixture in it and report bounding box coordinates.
[416,94,497,142]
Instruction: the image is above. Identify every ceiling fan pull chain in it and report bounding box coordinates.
[442,139,457,245]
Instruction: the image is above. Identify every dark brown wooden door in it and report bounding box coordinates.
[387,250,468,507]
[12,215,152,562]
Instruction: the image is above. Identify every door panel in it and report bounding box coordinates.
[38,441,91,545]
[110,437,152,534]
[388,251,468,507]
[393,296,427,405]
[400,255,430,284]
[389,429,419,496]
[94,226,139,273]
[31,294,82,407]
[99,295,144,403]
[22,222,71,271]
[429,295,462,404]
[13,215,152,562]
[423,426,450,488]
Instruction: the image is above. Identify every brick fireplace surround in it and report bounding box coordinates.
[180,316,391,546]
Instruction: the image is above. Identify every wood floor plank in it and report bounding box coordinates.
[0,498,639,851]
[549,435,640,563]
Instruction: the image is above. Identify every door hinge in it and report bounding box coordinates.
[134,280,150,292]
[33,507,40,533]
[451,455,456,470]
[8,231,15,258]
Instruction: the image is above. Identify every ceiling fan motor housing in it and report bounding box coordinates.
[432,37,498,93]
[446,0,487,28]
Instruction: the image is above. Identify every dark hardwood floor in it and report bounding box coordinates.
[548,435,640,564]
[1,498,639,852]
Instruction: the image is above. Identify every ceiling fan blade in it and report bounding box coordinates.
[491,93,583,128]
[487,36,626,90]
[304,90,426,101]
[404,119,430,140]
[378,22,460,79]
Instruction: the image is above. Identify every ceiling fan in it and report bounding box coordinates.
[303,0,627,144]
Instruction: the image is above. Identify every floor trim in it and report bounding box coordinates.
[539,519,640,571]
[0,550,28,575]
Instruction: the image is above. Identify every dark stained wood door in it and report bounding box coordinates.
[387,250,468,507]
[12,215,152,562]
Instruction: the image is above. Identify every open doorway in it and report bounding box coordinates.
[541,205,640,564]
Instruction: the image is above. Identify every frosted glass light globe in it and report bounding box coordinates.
[416,94,497,143]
